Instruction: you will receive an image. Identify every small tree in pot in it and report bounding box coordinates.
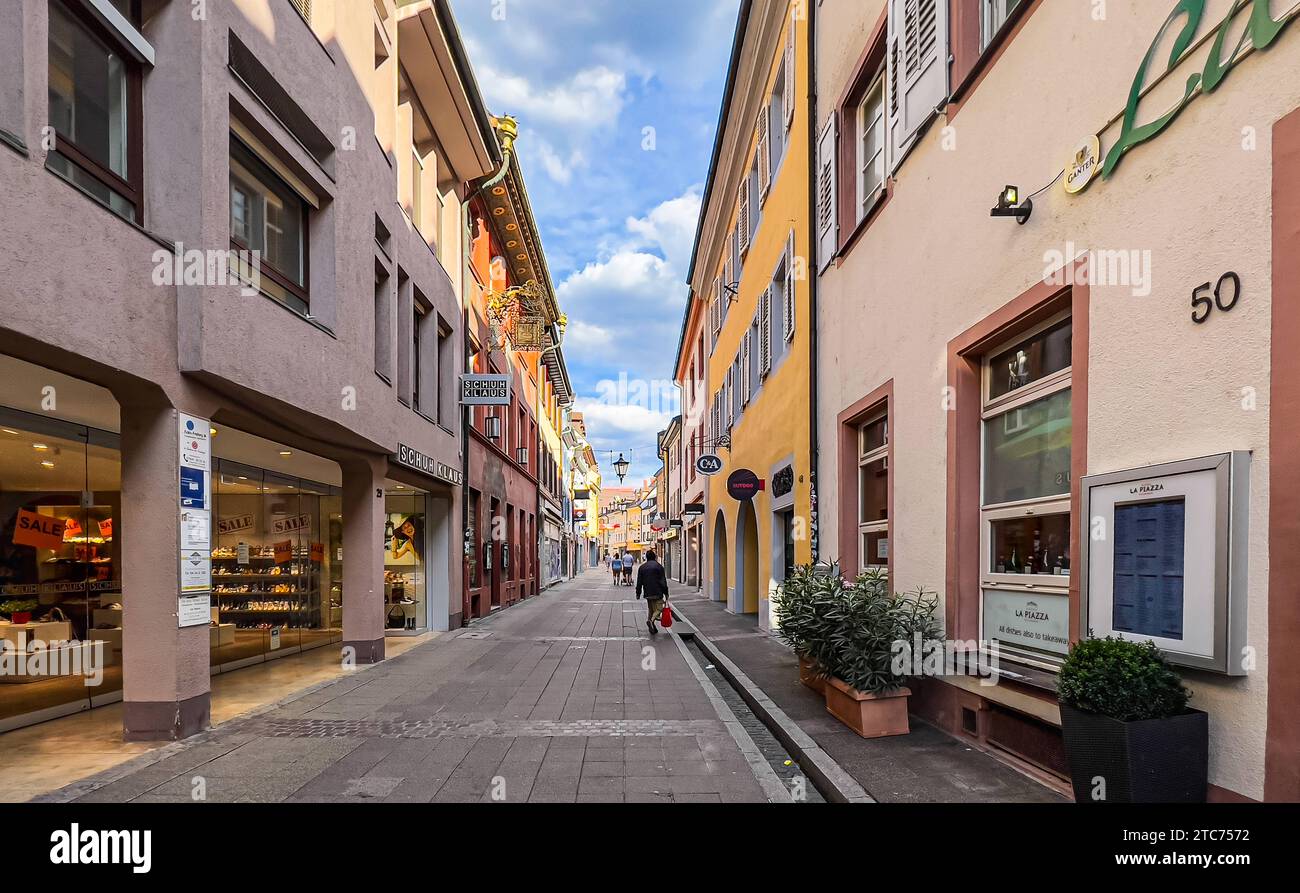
[773,565,844,695]
[818,571,940,738]
[1057,637,1207,803]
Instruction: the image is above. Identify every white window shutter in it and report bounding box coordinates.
[741,331,751,405]
[732,223,741,280]
[784,234,796,342]
[757,107,772,199]
[737,181,751,256]
[726,369,734,427]
[890,0,948,165]
[783,15,796,128]
[760,286,772,375]
[816,116,838,273]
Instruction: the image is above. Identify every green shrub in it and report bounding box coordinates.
[775,565,940,695]
[1057,637,1190,721]
[0,599,38,616]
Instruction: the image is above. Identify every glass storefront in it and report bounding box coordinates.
[384,485,427,632]
[0,410,122,726]
[210,460,342,668]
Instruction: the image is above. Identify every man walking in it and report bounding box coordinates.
[635,550,669,635]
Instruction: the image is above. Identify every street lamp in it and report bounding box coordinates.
[485,415,501,440]
[613,453,630,482]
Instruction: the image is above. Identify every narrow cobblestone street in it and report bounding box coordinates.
[44,571,787,804]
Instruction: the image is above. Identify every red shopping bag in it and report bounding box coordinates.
[659,603,673,628]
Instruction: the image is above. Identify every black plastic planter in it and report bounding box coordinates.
[1060,704,1208,803]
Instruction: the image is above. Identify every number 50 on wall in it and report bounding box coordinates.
[1191,272,1242,324]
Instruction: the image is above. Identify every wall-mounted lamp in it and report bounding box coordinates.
[516,447,529,466]
[990,184,1033,225]
[485,415,501,440]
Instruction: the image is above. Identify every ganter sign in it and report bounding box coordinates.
[1104,0,1300,178]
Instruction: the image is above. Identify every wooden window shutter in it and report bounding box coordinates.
[784,233,796,342]
[783,14,796,128]
[889,0,948,164]
[760,286,772,376]
[816,116,838,272]
[737,179,751,256]
[757,107,772,199]
[741,331,751,405]
[726,369,734,427]
[290,0,312,23]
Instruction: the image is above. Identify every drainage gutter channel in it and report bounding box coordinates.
[674,606,875,804]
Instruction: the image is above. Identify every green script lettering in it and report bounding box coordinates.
[1102,0,1206,179]
[1104,0,1300,178]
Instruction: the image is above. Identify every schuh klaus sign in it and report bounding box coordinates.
[727,469,763,501]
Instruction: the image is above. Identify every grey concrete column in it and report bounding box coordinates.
[119,398,211,741]
[341,454,387,664]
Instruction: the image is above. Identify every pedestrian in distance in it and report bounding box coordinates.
[611,552,621,587]
[636,550,669,635]
[622,552,634,586]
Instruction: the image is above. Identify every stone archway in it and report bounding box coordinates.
[735,499,760,616]
[711,510,729,603]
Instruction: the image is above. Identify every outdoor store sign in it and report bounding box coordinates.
[177,413,211,627]
[1099,0,1300,180]
[727,469,764,501]
[459,374,512,406]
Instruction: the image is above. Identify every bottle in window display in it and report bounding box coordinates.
[1009,547,1021,574]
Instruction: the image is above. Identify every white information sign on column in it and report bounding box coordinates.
[178,413,213,628]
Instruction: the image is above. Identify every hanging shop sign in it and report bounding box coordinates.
[1064,134,1102,194]
[1102,0,1300,180]
[395,444,464,486]
[573,489,591,500]
[459,374,512,406]
[696,454,724,476]
[1080,452,1251,675]
[727,469,764,501]
[649,516,668,533]
[684,502,705,517]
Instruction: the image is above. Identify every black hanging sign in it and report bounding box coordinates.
[727,469,763,501]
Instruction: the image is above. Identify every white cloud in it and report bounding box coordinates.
[623,186,702,274]
[531,137,587,185]
[478,63,627,131]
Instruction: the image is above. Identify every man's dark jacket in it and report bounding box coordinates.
[636,559,669,600]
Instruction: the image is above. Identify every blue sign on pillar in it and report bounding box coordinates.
[180,467,207,509]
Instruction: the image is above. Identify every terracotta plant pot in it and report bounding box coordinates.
[824,676,911,738]
[798,656,825,695]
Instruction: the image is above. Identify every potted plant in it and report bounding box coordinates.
[818,570,940,739]
[1057,637,1207,803]
[773,565,839,694]
[0,599,39,624]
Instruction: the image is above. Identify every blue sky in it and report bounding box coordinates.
[450,0,740,486]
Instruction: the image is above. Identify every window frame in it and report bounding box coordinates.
[46,0,145,222]
[229,134,312,311]
[856,73,886,225]
[977,309,1073,656]
[980,0,1024,52]
[857,409,889,572]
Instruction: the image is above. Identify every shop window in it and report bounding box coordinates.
[46,0,143,222]
[858,411,889,570]
[0,412,123,727]
[384,486,426,632]
[980,313,1072,660]
[211,462,340,667]
[981,0,1024,51]
[229,136,309,313]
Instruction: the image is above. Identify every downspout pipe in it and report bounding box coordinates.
[806,0,821,566]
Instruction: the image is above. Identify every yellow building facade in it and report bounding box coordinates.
[688,0,811,630]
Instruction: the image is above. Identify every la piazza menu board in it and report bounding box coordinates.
[1112,498,1186,641]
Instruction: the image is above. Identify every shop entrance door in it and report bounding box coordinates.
[489,498,502,608]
